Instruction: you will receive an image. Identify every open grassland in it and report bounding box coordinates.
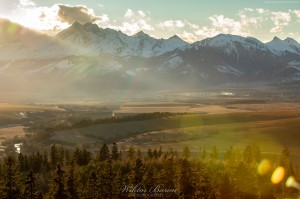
[118,116,300,152]
[117,113,300,165]
[0,125,24,152]
[0,125,24,140]
[114,101,300,116]
[0,103,62,113]
[51,109,300,157]
[0,103,64,126]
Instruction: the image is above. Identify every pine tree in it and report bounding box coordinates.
[233,162,259,199]
[201,146,207,160]
[136,149,142,159]
[23,171,39,199]
[160,158,177,199]
[219,172,233,199]
[192,163,215,199]
[175,159,194,198]
[132,158,144,185]
[279,146,290,167]
[48,164,68,199]
[252,144,261,163]
[100,159,114,198]
[42,151,50,172]
[243,145,253,164]
[143,166,155,198]
[158,146,163,158]
[153,149,158,159]
[127,146,135,160]
[85,171,99,199]
[210,146,219,160]
[50,144,58,170]
[57,146,65,165]
[80,149,91,166]
[18,153,26,172]
[2,156,21,199]
[224,146,234,162]
[182,146,190,159]
[99,144,110,161]
[65,150,71,165]
[112,171,122,199]
[65,161,79,199]
[111,143,120,161]
[129,158,144,198]
[147,149,153,159]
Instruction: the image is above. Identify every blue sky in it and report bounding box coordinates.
[0,0,299,42]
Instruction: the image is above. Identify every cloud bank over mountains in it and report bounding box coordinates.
[0,1,300,43]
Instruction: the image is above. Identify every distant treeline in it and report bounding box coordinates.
[0,143,298,199]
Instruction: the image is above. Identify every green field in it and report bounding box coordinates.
[47,110,300,160]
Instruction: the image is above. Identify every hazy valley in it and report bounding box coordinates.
[0,17,300,198]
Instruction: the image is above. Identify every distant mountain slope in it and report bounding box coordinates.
[0,19,300,95]
[55,22,189,57]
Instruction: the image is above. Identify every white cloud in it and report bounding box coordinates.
[270,11,291,32]
[194,15,249,38]
[124,9,134,18]
[256,8,266,14]
[138,10,146,17]
[187,22,199,29]
[293,10,300,22]
[109,9,154,35]
[178,31,197,43]
[57,4,100,24]
[159,20,185,29]
[5,4,68,32]
[19,0,35,7]
[1,2,299,42]
[244,8,253,12]
[194,27,219,38]
[0,2,111,34]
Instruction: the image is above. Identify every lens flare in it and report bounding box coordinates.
[271,167,285,184]
[286,176,300,190]
[257,159,272,175]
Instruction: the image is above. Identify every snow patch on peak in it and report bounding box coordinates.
[133,31,151,39]
[266,37,300,55]
[165,56,183,69]
[215,65,244,76]
[284,38,299,46]
[287,61,300,71]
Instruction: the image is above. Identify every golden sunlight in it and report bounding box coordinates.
[286,176,300,190]
[257,159,272,175]
[271,167,285,184]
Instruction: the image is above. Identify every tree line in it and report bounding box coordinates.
[0,143,298,199]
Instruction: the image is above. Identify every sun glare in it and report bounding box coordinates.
[257,159,272,175]
[286,176,300,190]
[271,167,285,184]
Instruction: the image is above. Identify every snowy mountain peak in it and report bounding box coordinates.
[272,36,282,42]
[198,34,247,47]
[133,30,152,39]
[70,21,83,30]
[266,36,300,55]
[284,37,300,46]
[193,34,268,56]
[167,35,183,41]
[83,22,101,35]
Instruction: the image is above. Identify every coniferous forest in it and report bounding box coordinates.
[0,143,298,199]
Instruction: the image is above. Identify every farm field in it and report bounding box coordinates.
[49,108,300,156]
[1,100,300,166]
[0,125,24,153]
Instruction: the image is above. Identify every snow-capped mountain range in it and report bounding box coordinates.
[0,19,300,94]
